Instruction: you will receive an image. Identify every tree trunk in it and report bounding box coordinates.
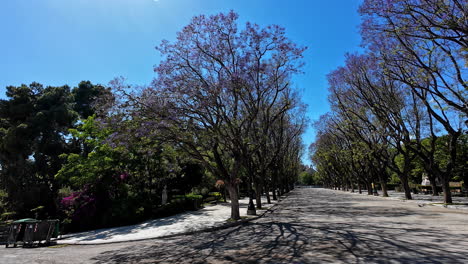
[441,132,459,204]
[265,185,271,204]
[380,177,389,197]
[272,170,278,200]
[430,178,439,196]
[255,180,262,209]
[227,183,240,220]
[272,187,277,200]
[441,178,453,204]
[401,176,412,200]
[366,182,373,195]
[358,182,362,194]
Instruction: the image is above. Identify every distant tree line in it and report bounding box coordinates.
[310,0,467,203]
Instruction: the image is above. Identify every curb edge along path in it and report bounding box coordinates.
[57,193,289,246]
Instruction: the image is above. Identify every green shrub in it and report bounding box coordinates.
[208,192,222,198]
[190,187,210,196]
[185,193,203,210]
[185,193,203,200]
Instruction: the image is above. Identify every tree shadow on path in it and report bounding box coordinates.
[91,188,468,264]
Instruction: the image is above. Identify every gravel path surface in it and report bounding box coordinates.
[57,196,276,244]
[1,187,468,264]
[369,190,468,210]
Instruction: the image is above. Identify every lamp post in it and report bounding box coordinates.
[247,191,257,215]
[247,176,256,215]
[245,142,256,215]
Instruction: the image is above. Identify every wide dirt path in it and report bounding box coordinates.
[2,187,468,263]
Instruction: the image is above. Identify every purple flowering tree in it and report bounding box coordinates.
[360,0,466,203]
[118,11,306,220]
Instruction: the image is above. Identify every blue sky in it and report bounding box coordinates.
[0,0,363,164]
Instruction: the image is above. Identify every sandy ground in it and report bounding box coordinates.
[57,196,277,244]
[1,187,468,264]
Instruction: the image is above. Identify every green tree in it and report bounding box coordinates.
[0,83,77,217]
[298,170,315,185]
[0,81,109,218]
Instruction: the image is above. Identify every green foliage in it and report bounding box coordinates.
[0,83,77,217]
[0,81,108,219]
[185,193,203,200]
[1,211,15,222]
[0,189,14,221]
[298,171,315,185]
[30,205,45,212]
[58,186,73,199]
[0,189,7,211]
[208,192,222,198]
[56,116,123,188]
[72,81,111,118]
[389,173,401,184]
[54,114,216,231]
[191,186,211,196]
